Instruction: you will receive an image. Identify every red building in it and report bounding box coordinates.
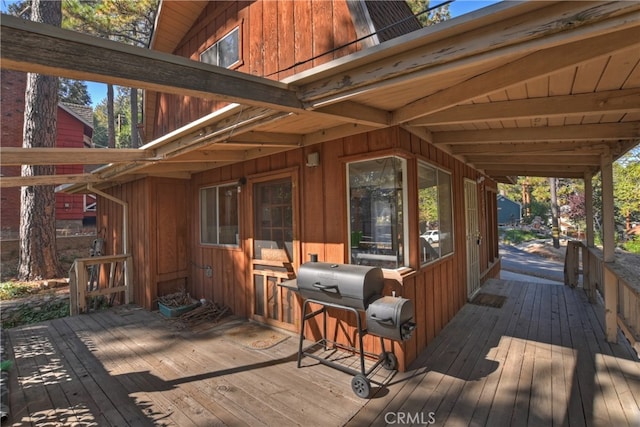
[0,70,95,238]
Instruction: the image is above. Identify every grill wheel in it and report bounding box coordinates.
[382,352,398,370]
[351,374,371,399]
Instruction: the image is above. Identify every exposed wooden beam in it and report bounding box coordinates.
[301,123,379,146]
[312,102,391,128]
[393,25,640,124]
[468,154,601,166]
[482,168,589,179]
[0,174,102,188]
[162,150,246,163]
[409,88,640,126]
[227,131,302,145]
[0,15,301,111]
[0,147,151,166]
[433,123,640,145]
[449,141,615,155]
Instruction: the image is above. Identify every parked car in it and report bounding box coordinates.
[421,230,439,243]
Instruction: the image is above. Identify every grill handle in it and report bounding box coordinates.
[312,282,339,293]
[369,314,395,326]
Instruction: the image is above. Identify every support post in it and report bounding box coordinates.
[601,151,617,343]
[583,172,594,301]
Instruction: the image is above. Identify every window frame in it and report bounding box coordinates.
[200,25,242,69]
[346,155,409,270]
[417,159,455,267]
[199,182,240,247]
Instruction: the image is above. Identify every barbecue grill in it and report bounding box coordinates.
[291,261,416,398]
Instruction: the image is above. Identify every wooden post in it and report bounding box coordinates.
[604,265,618,343]
[584,172,594,248]
[76,259,88,314]
[69,261,78,316]
[601,152,617,343]
[564,241,580,287]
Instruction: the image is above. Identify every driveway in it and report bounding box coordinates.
[499,243,565,284]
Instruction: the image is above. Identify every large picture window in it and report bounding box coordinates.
[200,184,239,245]
[418,162,453,264]
[348,156,407,269]
[200,27,240,68]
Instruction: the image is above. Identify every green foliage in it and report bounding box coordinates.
[0,282,33,300]
[406,0,451,26]
[501,229,546,245]
[622,236,640,254]
[59,78,92,105]
[1,300,70,329]
[0,360,14,371]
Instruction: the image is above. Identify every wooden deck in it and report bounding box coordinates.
[350,279,640,427]
[4,279,639,426]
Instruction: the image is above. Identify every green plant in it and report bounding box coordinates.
[501,229,542,245]
[0,282,33,300]
[623,238,640,254]
[1,300,70,328]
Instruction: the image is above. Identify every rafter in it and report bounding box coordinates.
[449,141,619,155]
[467,154,601,166]
[432,123,640,145]
[0,147,151,166]
[0,174,102,188]
[409,88,640,126]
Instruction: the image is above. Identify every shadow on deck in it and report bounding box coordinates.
[3,278,639,426]
[349,278,640,426]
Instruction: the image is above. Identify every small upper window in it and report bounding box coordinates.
[200,27,240,68]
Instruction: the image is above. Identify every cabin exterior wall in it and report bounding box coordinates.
[97,126,500,370]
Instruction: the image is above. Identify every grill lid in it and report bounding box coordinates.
[296,262,385,310]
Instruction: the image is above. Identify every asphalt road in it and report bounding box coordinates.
[499,243,565,284]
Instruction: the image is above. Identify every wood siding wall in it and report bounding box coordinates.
[97,126,501,371]
[96,177,190,310]
[153,0,360,138]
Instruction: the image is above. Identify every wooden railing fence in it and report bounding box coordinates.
[68,254,132,315]
[564,241,639,354]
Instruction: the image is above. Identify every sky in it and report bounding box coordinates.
[2,0,500,108]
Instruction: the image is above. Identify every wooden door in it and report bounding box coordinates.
[465,179,481,298]
[251,176,300,331]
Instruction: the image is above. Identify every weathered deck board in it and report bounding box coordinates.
[4,279,639,426]
[350,279,639,427]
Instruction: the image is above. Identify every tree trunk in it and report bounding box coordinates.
[107,83,115,148]
[130,88,139,148]
[18,0,63,281]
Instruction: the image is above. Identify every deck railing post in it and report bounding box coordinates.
[69,261,79,316]
[582,247,594,303]
[604,264,618,343]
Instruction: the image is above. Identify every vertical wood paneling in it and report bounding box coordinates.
[294,0,313,74]
[263,1,279,77]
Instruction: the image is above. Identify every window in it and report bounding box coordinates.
[200,27,240,68]
[200,184,239,245]
[348,156,407,269]
[418,162,453,264]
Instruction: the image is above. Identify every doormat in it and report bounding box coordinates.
[224,323,290,350]
[470,293,507,308]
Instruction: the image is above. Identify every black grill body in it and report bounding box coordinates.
[366,296,416,341]
[296,262,384,310]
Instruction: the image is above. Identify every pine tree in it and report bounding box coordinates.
[18,0,64,280]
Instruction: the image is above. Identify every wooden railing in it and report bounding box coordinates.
[68,254,132,315]
[565,241,640,354]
